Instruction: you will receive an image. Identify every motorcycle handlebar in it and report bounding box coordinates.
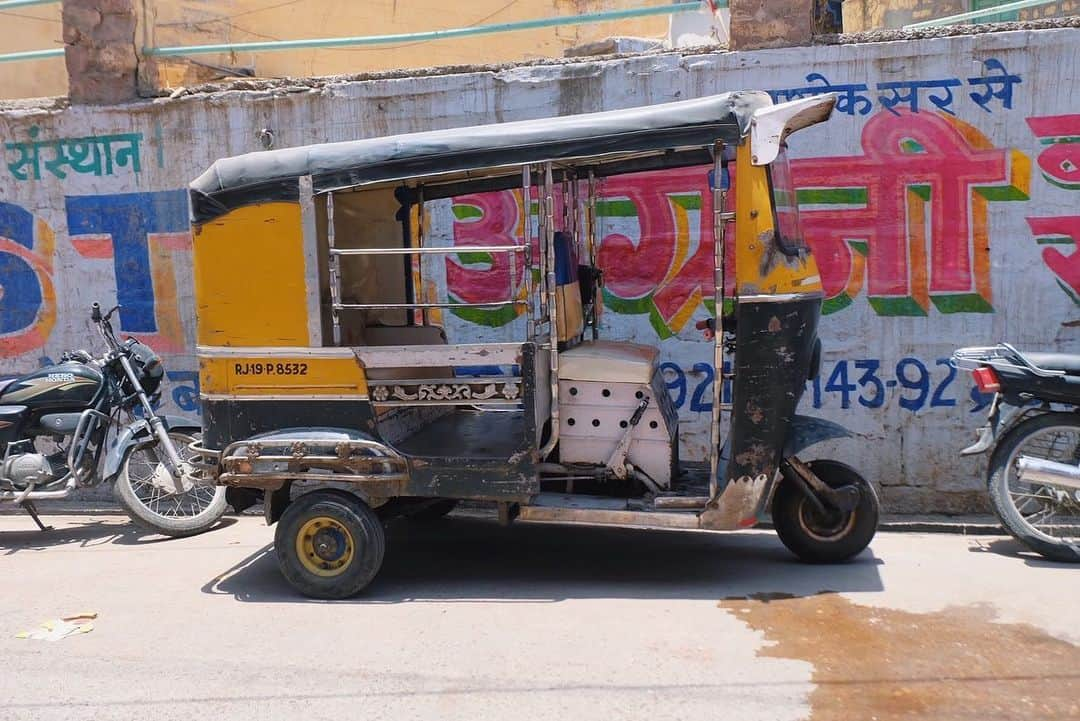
[61,349,94,363]
[90,302,122,351]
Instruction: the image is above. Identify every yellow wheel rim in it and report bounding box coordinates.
[296,516,355,577]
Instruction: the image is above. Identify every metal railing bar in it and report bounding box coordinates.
[368,376,521,385]
[335,301,527,310]
[330,244,527,256]
[0,0,60,10]
[0,47,63,64]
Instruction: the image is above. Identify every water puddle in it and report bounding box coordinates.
[721,592,1080,720]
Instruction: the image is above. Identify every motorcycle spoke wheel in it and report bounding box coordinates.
[125,435,215,519]
[1004,424,1080,546]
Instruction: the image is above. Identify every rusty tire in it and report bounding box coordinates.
[772,460,879,563]
[274,490,385,599]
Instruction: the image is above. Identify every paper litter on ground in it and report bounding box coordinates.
[16,612,97,641]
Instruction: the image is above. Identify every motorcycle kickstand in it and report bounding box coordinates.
[22,501,53,532]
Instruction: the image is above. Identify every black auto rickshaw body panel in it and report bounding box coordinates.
[725,294,821,486]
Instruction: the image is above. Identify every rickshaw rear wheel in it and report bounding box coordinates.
[772,460,879,563]
[274,489,386,599]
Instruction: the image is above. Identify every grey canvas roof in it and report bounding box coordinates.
[189,90,771,221]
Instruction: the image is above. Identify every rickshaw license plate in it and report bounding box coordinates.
[233,362,309,376]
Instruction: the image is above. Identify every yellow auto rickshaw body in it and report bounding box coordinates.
[186,90,878,599]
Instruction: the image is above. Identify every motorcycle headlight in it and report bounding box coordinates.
[127,341,164,396]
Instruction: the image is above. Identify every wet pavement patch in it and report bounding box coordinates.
[720,592,1080,720]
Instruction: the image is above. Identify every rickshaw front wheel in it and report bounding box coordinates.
[772,460,879,563]
[274,489,386,599]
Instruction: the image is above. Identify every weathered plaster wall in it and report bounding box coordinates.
[1,27,1078,513]
[729,0,814,49]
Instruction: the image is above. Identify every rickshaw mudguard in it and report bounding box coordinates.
[784,415,853,456]
[207,426,411,524]
[101,414,201,482]
[700,293,822,531]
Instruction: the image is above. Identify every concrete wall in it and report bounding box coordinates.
[2,26,1078,513]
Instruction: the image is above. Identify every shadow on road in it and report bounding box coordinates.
[967,536,1076,568]
[0,516,237,554]
[203,515,885,604]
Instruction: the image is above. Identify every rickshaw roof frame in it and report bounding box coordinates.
[353,145,717,203]
[189,91,837,223]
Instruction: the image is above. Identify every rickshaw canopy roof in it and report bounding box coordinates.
[190,90,772,222]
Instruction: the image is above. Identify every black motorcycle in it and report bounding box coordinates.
[952,344,1080,562]
[0,303,226,536]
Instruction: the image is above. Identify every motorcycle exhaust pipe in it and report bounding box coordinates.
[0,474,78,503]
[1017,456,1080,492]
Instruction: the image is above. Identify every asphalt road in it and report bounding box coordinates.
[2,513,1079,721]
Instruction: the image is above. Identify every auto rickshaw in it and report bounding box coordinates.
[188,90,879,599]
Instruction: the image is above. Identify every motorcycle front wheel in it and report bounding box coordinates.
[988,413,1080,563]
[114,430,228,538]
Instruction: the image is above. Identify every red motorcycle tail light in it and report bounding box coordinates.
[972,367,1001,393]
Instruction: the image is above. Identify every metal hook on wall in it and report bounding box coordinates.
[257,128,275,150]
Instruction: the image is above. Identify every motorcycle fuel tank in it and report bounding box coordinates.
[0,362,104,412]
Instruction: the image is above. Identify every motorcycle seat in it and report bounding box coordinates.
[1021,352,1080,376]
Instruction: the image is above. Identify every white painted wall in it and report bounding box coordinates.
[1,27,1077,512]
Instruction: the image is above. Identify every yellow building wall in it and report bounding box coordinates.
[843,0,1079,31]
[0,3,66,100]
[0,0,671,100]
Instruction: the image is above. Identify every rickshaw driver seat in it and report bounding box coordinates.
[552,227,678,487]
[557,340,679,488]
[560,341,659,384]
[553,235,679,487]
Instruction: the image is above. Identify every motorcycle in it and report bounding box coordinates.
[952,343,1080,562]
[0,303,226,536]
